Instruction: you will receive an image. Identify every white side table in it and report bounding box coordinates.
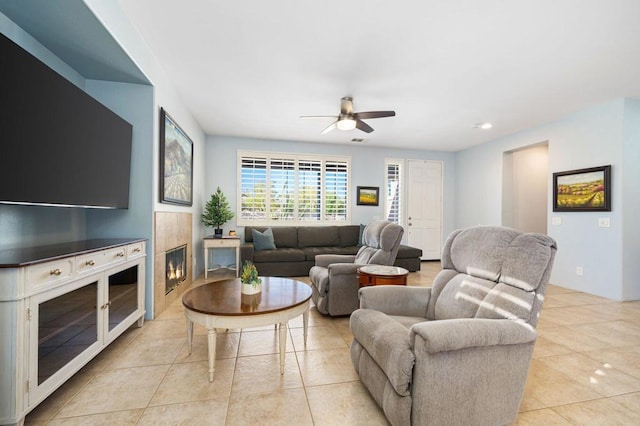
[204,237,241,279]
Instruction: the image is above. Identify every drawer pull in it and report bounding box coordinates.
[100,301,112,310]
[133,248,141,253]
[50,268,62,276]
[116,252,125,258]
[85,260,96,266]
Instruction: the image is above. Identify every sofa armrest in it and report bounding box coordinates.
[240,242,254,265]
[359,286,431,317]
[315,254,356,268]
[410,319,537,353]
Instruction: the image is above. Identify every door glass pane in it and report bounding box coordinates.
[38,282,98,384]
[108,265,138,331]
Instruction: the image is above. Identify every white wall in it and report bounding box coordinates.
[456,99,638,300]
[622,98,640,300]
[202,135,456,271]
[502,143,548,234]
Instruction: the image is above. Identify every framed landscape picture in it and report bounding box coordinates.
[553,165,611,212]
[160,108,193,206]
[357,186,379,206]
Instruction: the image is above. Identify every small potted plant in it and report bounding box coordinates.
[240,260,262,295]
[202,187,234,238]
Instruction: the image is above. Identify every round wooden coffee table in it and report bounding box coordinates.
[182,277,312,382]
[357,265,409,287]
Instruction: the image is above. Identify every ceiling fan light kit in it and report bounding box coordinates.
[301,96,395,134]
[336,118,356,130]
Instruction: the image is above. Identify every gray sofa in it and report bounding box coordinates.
[241,225,422,277]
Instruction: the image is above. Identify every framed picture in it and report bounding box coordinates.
[160,108,193,206]
[357,186,379,206]
[553,165,611,212]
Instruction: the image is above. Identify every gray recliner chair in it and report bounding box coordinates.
[350,225,557,425]
[309,220,404,316]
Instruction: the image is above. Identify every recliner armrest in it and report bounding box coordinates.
[410,318,537,353]
[315,254,356,268]
[359,286,431,317]
[327,262,365,276]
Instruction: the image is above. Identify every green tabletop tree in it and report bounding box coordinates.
[202,187,234,237]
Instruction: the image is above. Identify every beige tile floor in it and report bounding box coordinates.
[25,261,640,425]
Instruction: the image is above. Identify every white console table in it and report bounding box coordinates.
[0,239,146,426]
[204,237,240,279]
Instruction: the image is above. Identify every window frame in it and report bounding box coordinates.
[237,150,351,226]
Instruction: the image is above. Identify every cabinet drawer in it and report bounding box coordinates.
[76,247,126,274]
[76,251,107,274]
[127,242,145,258]
[104,246,127,264]
[205,238,240,248]
[25,259,74,291]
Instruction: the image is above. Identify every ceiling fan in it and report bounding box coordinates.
[300,96,395,134]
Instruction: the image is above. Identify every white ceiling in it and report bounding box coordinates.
[119,0,640,151]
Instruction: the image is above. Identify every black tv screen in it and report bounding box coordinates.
[0,33,132,209]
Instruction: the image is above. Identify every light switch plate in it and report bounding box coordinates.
[551,217,562,226]
[598,217,611,227]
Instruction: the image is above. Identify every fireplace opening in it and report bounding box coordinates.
[166,244,187,295]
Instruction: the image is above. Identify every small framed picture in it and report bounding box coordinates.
[552,165,611,212]
[357,186,379,206]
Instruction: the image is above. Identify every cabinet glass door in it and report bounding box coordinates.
[37,281,98,385]
[107,265,138,332]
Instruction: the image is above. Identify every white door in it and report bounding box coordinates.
[407,160,443,260]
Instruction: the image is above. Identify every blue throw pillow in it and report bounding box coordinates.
[252,228,276,251]
[358,224,366,247]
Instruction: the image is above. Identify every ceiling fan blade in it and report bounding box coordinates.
[355,119,374,133]
[340,97,353,115]
[354,111,396,120]
[321,120,338,134]
[300,115,339,119]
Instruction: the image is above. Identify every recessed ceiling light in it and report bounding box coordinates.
[473,122,493,130]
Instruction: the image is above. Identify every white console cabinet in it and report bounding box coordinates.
[0,239,146,426]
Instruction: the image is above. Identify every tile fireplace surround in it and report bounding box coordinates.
[154,212,192,318]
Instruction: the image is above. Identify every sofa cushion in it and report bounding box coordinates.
[246,226,298,248]
[252,247,305,263]
[252,228,276,251]
[302,246,359,261]
[298,226,340,248]
[338,225,360,247]
[396,244,422,259]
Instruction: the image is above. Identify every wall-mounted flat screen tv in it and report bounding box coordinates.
[0,32,132,209]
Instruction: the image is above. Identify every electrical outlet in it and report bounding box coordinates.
[598,217,611,227]
[576,266,584,276]
[552,217,562,226]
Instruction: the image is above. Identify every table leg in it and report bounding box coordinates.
[207,327,217,382]
[186,317,194,354]
[303,307,309,347]
[278,322,286,375]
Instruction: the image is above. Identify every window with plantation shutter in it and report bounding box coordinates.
[238,151,350,226]
[298,160,322,220]
[240,156,267,221]
[324,160,348,221]
[385,159,402,224]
